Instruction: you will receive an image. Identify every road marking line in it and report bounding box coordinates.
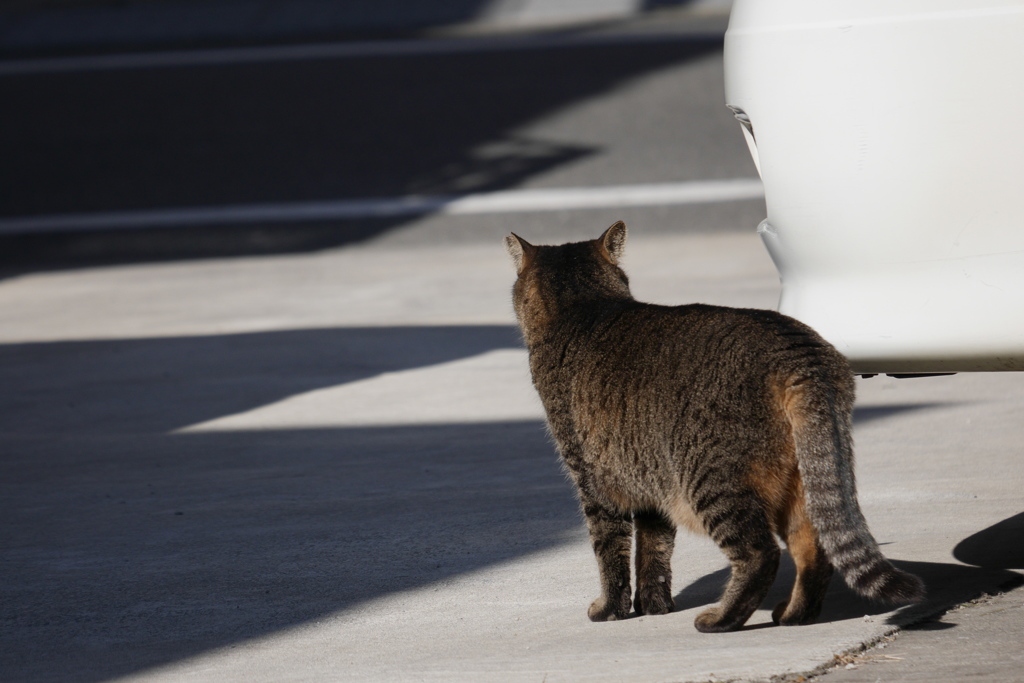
[0,179,763,235]
[0,31,721,76]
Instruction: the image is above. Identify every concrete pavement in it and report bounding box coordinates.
[807,587,1024,682]
[2,228,1022,682]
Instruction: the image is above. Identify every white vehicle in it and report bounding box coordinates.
[723,0,1024,375]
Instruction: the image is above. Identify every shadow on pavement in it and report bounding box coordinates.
[0,324,581,682]
[2,421,576,683]
[953,512,1024,570]
[0,325,522,435]
[852,403,953,424]
[671,553,1022,631]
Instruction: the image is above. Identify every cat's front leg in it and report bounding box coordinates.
[580,495,634,621]
[633,510,676,615]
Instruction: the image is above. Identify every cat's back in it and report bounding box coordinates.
[590,300,842,364]
[506,226,850,397]
[562,300,852,402]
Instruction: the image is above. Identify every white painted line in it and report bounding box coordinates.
[0,179,763,235]
[0,31,721,76]
[446,179,763,213]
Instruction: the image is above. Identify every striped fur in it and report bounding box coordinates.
[506,222,924,632]
[787,380,926,604]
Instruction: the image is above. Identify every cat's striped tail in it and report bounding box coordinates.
[788,377,926,605]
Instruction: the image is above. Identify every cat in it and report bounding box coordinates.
[505,221,925,632]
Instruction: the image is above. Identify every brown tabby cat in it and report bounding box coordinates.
[505,221,925,632]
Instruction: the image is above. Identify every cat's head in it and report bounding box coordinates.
[504,222,632,322]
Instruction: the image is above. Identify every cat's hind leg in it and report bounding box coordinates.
[581,495,634,621]
[695,502,780,633]
[773,502,834,625]
[633,510,676,615]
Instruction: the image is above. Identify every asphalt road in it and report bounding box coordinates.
[0,10,763,268]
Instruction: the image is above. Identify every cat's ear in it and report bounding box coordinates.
[505,233,537,274]
[598,221,627,264]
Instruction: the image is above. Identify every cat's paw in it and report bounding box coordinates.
[693,607,744,633]
[771,600,789,625]
[633,582,674,616]
[588,593,631,622]
[772,600,821,626]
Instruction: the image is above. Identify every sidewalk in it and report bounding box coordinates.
[1,229,1022,682]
